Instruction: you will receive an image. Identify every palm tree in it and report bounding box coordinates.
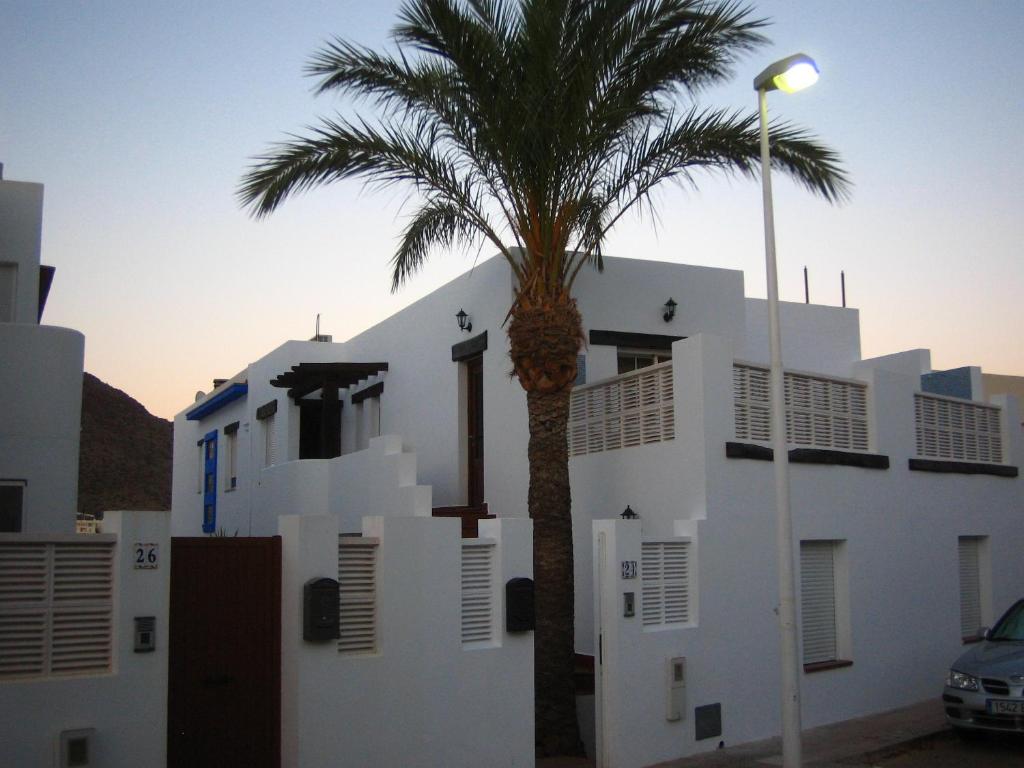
[239,0,848,755]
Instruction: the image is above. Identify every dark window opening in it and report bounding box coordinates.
[617,348,671,374]
[299,395,342,460]
[0,482,24,532]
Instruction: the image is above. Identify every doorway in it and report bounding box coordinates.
[466,355,484,507]
[167,537,281,768]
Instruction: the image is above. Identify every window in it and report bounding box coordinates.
[0,263,16,322]
[196,441,203,494]
[800,540,851,669]
[0,540,115,679]
[461,541,495,646]
[641,540,692,627]
[339,538,378,654]
[0,481,25,532]
[617,348,671,375]
[224,428,238,490]
[262,414,276,468]
[958,536,990,641]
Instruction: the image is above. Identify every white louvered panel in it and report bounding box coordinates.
[461,542,494,645]
[0,544,49,602]
[50,608,112,674]
[914,393,1004,464]
[52,542,114,602]
[622,412,642,448]
[587,420,605,454]
[641,543,662,626]
[569,361,675,456]
[604,416,622,452]
[736,364,870,451]
[641,541,691,628]
[958,537,982,638]
[0,611,47,677]
[338,541,377,654]
[800,542,837,665]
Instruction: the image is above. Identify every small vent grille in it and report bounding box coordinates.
[461,541,495,645]
[734,363,869,451]
[915,393,1003,464]
[570,362,674,456]
[641,540,691,627]
[0,539,115,679]
[338,539,377,654]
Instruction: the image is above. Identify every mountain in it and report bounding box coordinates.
[78,373,172,517]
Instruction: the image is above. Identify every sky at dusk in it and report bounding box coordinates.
[3,0,1022,420]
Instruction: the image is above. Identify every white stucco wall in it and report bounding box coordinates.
[742,298,861,376]
[574,334,1024,765]
[0,511,170,767]
[279,513,534,768]
[0,178,44,325]
[0,323,84,532]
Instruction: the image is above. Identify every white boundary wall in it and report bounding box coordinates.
[577,334,1024,766]
[279,514,534,768]
[0,511,170,766]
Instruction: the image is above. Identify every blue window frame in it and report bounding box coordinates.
[202,430,218,533]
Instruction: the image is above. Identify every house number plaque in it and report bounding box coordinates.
[134,543,159,569]
[621,560,637,579]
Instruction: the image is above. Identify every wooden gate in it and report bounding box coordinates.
[168,537,281,768]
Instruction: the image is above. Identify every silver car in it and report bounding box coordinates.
[944,599,1024,734]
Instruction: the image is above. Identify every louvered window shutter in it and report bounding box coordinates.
[958,537,982,639]
[0,540,114,679]
[461,542,495,645]
[338,539,377,654]
[800,542,837,665]
[641,541,691,627]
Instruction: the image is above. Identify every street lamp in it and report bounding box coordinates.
[754,52,819,768]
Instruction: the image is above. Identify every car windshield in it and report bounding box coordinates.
[990,601,1024,641]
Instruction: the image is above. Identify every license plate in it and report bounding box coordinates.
[987,699,1024,715]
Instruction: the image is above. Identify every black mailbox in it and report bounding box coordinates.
[303,577,340,642]
[505,577,535,632]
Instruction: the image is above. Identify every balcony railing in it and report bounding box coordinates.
[569,361,674,457]
[914,392,1003,464]
[733,362,870,451]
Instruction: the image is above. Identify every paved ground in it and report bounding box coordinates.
[538,699,976,768]
[847,729,1024,768]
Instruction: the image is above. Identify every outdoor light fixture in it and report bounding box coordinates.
[455,308,472,333]
[754,52,819,768]
[663,297,677,323]
[753,52,819,94]
[620,505,638,520]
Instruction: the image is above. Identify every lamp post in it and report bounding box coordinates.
[753,52,819,768]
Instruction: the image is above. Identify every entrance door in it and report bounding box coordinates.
[202,431,217,534]
[466,355,484,506]
[168,537,281,768]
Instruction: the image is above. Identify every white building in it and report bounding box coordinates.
[0,168,85,533]
[171,252,1023,763]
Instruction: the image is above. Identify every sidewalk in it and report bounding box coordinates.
[539,699,947,768]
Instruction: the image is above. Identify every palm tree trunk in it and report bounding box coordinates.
[508,295,585,757]
[527,386,583,756]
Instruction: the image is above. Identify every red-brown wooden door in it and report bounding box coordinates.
[467,355,485,506]
[168,537,281,768]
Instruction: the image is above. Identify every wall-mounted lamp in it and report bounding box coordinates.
[455,308,473,333]
[621,505,638,520]
[663,298,677,323]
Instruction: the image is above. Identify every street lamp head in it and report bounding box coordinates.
[753,53,819,93]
